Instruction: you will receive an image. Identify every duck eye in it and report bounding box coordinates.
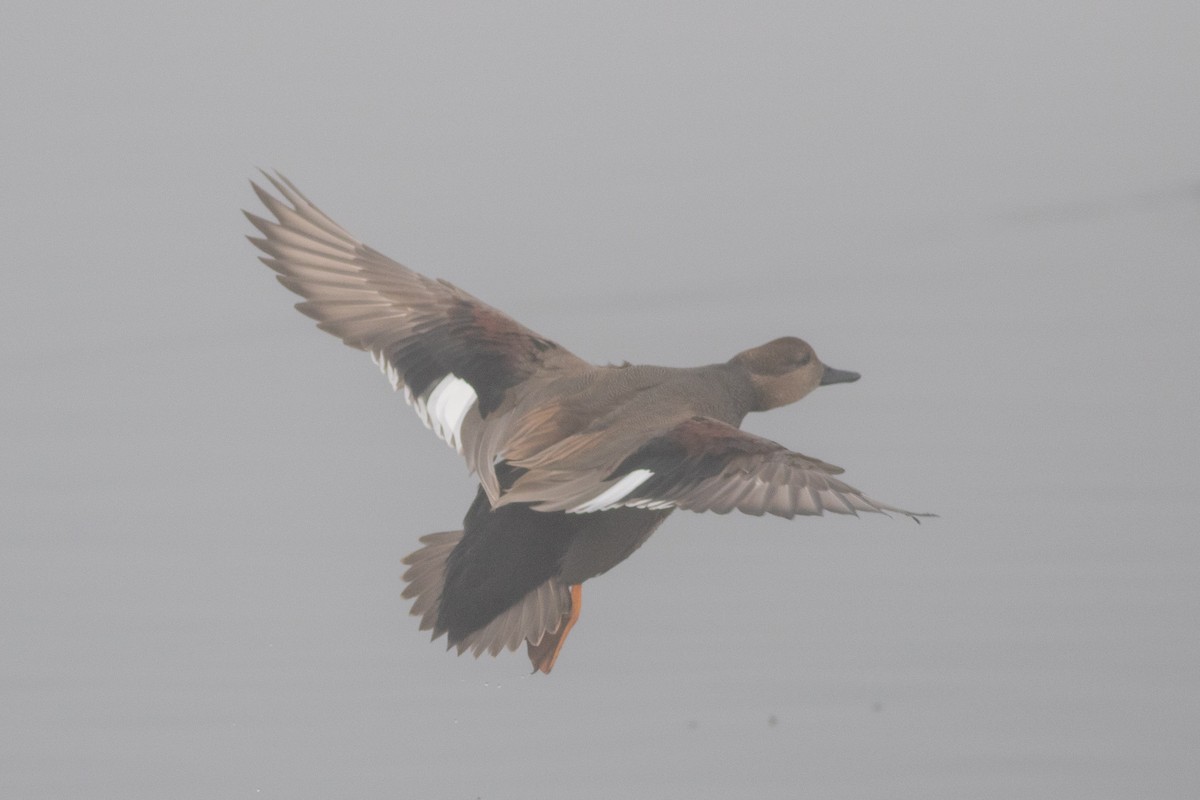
[794,354,811,367]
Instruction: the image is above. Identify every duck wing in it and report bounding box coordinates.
[510,416,931,521]
[245,172,588,484]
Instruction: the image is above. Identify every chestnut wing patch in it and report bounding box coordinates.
[381,288,565,417]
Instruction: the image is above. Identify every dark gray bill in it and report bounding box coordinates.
[819,365,861,386]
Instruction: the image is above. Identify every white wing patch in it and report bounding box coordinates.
[370,349,403,391]
[568,469,657,514]
[368,350,478,452]
[623,498,677,511]
[403,373,477,453]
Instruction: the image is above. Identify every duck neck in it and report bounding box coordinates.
[692,362,759,426]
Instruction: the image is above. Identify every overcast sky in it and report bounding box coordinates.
[3,4,1199,798]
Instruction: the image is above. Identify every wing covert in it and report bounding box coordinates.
[245,172,588,460]
[529,416,931,521]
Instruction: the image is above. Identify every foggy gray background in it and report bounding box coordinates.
[3,3,1198,798]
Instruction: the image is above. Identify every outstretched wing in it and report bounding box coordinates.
[245,172,588,463]
[523,416,931,521]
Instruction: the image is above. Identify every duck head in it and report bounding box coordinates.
[730,336,860,412]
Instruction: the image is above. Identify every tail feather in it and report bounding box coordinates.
[401,530,573,662]
[401,530,461,635]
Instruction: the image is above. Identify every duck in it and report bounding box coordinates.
[245,173,931,673]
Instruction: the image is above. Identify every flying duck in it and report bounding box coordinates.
[245,173,930,673]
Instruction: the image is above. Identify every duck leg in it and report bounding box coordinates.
[527,584,582,673]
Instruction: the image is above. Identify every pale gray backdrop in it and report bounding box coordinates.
[3,3,1198,798]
